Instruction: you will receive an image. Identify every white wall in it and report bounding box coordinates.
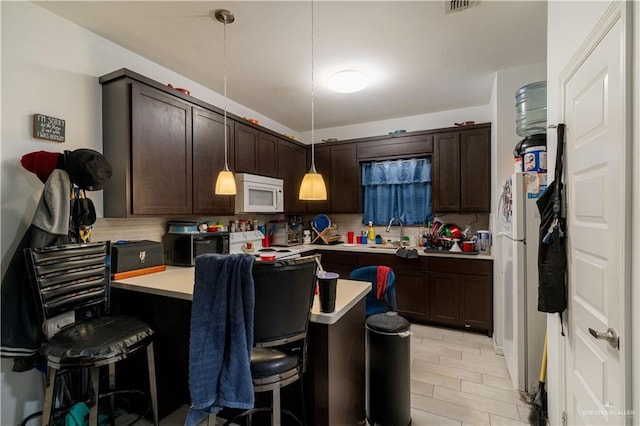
[546,1,626,425]
[300,104,492,142]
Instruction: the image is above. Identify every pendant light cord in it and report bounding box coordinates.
[223,18,229,171]
[310,0,316,171]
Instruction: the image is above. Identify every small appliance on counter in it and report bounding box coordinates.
[163,221,229,266]
[270,222,303,247]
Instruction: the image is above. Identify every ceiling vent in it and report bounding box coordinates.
[445,0,480,14]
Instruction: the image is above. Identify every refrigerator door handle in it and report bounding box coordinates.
[503,234,526,243]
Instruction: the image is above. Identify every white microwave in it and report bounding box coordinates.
[235,173,284,213]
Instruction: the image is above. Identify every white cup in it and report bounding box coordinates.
[477,230,491,253]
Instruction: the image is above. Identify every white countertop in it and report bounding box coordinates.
[295,243,494,260]
[112,266,371,326]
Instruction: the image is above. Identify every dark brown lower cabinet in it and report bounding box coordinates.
[461,274,493,332]
[430,272,460,326]
[430,257,493,336]
[314,250,492,335]
[317,250,358,278]
[394,257,430,322]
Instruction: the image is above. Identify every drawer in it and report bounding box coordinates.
[317,250,358,265]
[430,257,492,275]
[357,253,397,269]
[395,256,429,272]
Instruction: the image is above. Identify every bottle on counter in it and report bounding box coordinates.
[367,221,376,243]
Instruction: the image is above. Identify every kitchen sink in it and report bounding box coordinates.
[365,245,398,250]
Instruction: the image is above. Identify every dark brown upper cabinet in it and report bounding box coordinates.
[460,127,491,212]
[330,144,360,213]
[357,133,433,161]
[234,122,278,178]
[307,143,360,214]
[433,125,491,213]
[100,69,237,217]
[192,106,235,215]
[101,79,193,217]
[277,139,308,213]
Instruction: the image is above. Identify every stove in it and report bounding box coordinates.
[254,247,302,260]
[228,231,301,260]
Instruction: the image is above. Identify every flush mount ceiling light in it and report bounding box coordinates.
[327,70,369,93]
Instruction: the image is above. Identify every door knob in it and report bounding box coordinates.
[588,327,619,349]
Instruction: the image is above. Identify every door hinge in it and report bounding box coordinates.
[562,410,568,426]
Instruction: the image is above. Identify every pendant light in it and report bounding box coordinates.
[298,0,327,201]
[213,9,236,195]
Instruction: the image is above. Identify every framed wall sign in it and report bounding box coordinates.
[33,113,65,142]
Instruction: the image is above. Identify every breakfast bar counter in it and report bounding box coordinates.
[112,265,370,325]
[111,266,371,425]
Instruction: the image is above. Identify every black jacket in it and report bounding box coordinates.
[1,170,71,370]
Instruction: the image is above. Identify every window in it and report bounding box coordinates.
[362,157,432,225]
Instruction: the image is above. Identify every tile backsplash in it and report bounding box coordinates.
[313,213,490,241]
[90,214,286,243]
[91,212,489,245]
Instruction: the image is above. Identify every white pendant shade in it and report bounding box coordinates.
[215,169,237,195]
[299,170,327,200]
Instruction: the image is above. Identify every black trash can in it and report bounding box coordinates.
[366,312,412,426]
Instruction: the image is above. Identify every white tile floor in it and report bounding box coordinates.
[409,323,530,426]
[151,323,531,426]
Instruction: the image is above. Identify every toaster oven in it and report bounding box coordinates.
[270,223,303,247]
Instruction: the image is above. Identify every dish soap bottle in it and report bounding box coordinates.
[367,221,376,244]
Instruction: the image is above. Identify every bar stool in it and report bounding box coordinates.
[224,255,319,425]
[24,242,158,426]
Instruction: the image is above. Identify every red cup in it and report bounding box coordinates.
[262,235,270,248]
[461,241,475,252]
[347,231,354,244]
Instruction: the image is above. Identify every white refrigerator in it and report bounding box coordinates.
[499,173,547,393]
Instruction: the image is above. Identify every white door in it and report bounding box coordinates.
[562,4,631,425]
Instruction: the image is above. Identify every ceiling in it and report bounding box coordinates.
[34,1,547,132]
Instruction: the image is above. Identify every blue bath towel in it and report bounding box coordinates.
[186,253,255,426]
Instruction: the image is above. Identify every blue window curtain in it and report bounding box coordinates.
[362,157,432,225]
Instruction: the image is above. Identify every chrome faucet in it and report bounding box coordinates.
[386,217,404,238]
